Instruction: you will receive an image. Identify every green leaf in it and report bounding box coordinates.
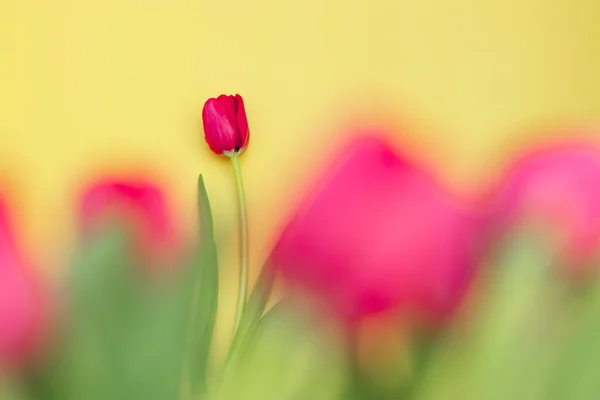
[227,259,275,357]
[23,175,220,400]
[178,174,219,398]
[211,301,345,400]
[414,234,576,400]
[543,274,600,400]
[466,241,568,400]
[0,376,24,400]
[64,230,162,400]
[216,254,276,392]
[67,230,199,400]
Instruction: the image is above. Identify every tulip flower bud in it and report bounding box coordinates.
[202,93,251,333]
[78,178,180,269]
[489,139,600,278]
[202,94,250,157]
[272,134,485,323]
[0,198,45,371]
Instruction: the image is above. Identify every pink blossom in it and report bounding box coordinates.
[489,140,600,277]
[78,177,181,269]
[0,198,45,370]
[272,134,485,322]
[202,94,250,157]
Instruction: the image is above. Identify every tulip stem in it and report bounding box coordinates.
[231,154,248,335]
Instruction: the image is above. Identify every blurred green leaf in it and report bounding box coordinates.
[544,272,600,400]
[414,234,577,400]
[211,301,345,400]
[23,174,220,400]
[61,231,159,400]
[178,175,219,398]
[465,239,570,400]
[0,377,24,400]
[65,230,191,400]
[219,253,276,384]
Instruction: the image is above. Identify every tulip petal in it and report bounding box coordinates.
[273,134,484,323]
[202,94,250,156]
[78,177,180,269]
[0,198,44,370]
[490,139,600,276]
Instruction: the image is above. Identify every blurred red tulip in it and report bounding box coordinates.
[78,178,181,269]
[0,198,45,371]
[272,134,485,323]
[489,140,600,278]
[202,94,250,157]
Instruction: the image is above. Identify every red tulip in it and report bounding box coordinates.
[0,198,45,371]
[202,94,250,157]
[272,134,485,323]
[489,140,600,277]
[78,178,181,269]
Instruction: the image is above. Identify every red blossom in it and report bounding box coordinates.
[0,198,45,371]
[202,94,250,157]
[78,178,181,269]
[272,134,485,323]
[489,138,600,278]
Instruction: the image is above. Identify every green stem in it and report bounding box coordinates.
[231,154,248,335]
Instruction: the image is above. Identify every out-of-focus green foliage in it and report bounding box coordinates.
[544,266,600,400]
[219,255,276,383]
[182,175,220,398]
[0,376,23,400]
[22,175,219,400]
[413,234,593,400]
[10,191,600,400]
[211,301,346,400]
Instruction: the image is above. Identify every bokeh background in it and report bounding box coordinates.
[2,0,600,359]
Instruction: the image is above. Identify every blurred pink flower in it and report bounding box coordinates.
[78,178,181,269]
[489,140,600,277]
[0,198,45,371]
[272,135,485,323]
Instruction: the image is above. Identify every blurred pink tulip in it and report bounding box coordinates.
[272,134,485,323]
[489,140,600,277]
[78,177,181,269]
[0,198,45,371]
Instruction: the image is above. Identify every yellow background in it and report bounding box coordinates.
[2,0,600,356]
